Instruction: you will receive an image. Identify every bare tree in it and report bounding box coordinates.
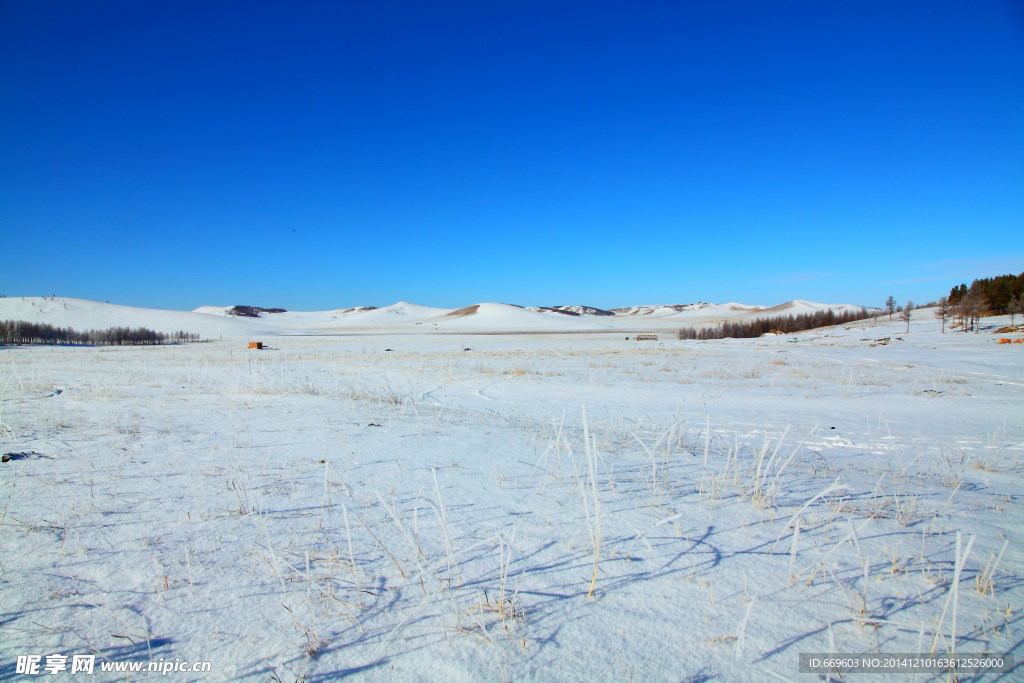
[901,300,914,333]
[885,295,897,320]
[959,290,986,332]
[1009,294,1023,326]
[933,296,950,333]
[953,300,963,331]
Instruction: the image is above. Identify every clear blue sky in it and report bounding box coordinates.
[2,0,1022,311]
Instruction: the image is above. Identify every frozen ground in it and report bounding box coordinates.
[1,310,1022,681]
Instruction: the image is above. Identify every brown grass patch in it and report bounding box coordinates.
[447,305,480,318]
[759,301,797,313]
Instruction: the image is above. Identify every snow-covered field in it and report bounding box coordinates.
[2,306,1022,681]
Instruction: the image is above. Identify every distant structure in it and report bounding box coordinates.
[248,341,264,350]
[635,334,659,342]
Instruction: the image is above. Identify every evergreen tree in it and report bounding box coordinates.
[678,307,872,340]
[948,273,1023,313]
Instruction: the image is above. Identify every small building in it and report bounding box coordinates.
[248,341,264,350]
[635,334,659,342]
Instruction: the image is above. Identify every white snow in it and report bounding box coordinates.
[1,298,294,339]
[3,296,876,339]
[432,303,619,331]
[2,302,1022,680]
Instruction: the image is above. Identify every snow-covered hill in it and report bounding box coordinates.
[0,297,293,339]
[610,302,715,316]
[531,305,616,317]
[1,296,873,338]
[435,303,619,330]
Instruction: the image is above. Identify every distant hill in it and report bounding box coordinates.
[1,298,293,339]
[533,306,616,317]
[0,296,873,338]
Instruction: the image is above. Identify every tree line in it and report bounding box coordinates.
[677,307,874,340]
[1,320,201,346]
[948,273,1024,315]
[929,272,1024,332]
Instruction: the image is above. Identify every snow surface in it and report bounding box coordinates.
[1,296,872,339]
[2,307,1022,681]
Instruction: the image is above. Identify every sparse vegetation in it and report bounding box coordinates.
[2,295,1021,680]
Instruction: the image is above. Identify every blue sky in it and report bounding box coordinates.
[2,0,1022,311]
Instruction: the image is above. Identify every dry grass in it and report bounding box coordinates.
[446,305,481,318]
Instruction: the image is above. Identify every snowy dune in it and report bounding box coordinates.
[0,297,294,338]
[2,296,871,338]
[1,309,1022,680]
